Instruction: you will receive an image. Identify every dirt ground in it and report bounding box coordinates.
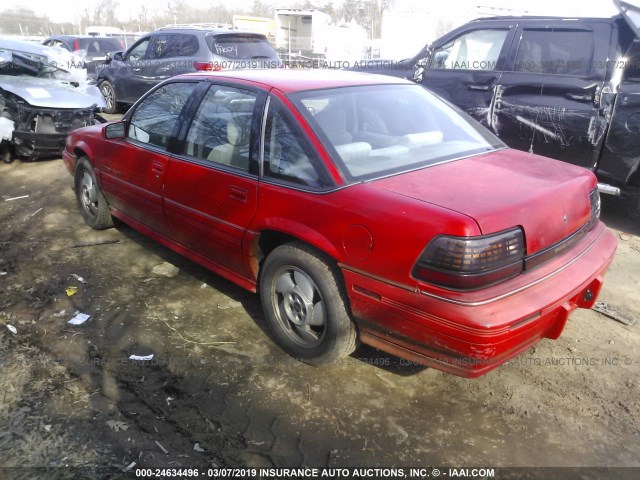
[1,155,639,476]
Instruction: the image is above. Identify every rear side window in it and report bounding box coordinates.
[149,34,199,59]
[513,29,594,76]
[264,101,330,188]
[128,82,197,150]
[430,29,508,71]
[206,35,276,59]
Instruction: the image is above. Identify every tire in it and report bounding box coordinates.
[74,157,113,230]
[260,242,357,365]
[99,80,118,114]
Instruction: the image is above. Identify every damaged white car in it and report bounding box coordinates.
[0,38,106,161]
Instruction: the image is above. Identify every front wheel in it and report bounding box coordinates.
[99,80,119,114]
[260,243,357,365]
[74,157,113,230]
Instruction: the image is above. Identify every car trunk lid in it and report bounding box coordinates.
[369,149,597,255]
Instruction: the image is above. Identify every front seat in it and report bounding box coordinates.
[208,114,251,169]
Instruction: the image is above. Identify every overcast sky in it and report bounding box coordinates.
[1,0,622,24]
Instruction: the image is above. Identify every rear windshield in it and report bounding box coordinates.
[290,84,504,181]
[77,38,123,53]
[206,34,277,59]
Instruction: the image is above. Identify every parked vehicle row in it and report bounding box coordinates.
[63,70,617,377]
[94,24,282,114]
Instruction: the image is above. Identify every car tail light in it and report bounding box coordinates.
[412,228,525,290]
[73,38,80,51]
[194,61,223,71]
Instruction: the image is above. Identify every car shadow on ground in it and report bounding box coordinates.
[112,221,429,377]
[601,195,640,236]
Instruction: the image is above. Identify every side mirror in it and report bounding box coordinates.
[105,122,126,139]
[113,51,124,62]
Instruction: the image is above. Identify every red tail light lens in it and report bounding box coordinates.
[193,61,223,71]
[73,39,80,51]
[412,228,525,290]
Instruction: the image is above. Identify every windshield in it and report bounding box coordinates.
[290,84,504,181]
[206,34,277,59]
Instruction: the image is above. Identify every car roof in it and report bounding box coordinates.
[469,14,620,23]
[46,35,122,40]
[178,69,411,93]
[153,25,266,37]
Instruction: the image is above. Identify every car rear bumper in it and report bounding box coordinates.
[342,222,617,378]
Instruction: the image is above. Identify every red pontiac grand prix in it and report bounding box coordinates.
[63,70,617,377]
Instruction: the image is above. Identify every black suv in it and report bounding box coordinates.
[96,24,282,114]
[417,2,640,214]
[42,36,124,77]
[355,1,640,215]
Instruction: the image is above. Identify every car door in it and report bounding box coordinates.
[496,21,611,168]
[597,39,640,186]
[112,37,152,104]
[99,81,200,234]
[419,22,515,130]
[163,83,265,278]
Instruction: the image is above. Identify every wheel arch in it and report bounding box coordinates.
[248,225,343,283]
[72,142,96,170]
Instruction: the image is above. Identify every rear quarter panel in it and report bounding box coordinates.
[248,182,481,288]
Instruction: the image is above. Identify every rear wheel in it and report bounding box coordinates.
[74,157,113,230]
[260,243,357,365]
[99,80,119,114]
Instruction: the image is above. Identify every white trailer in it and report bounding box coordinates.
[275,9,331,59]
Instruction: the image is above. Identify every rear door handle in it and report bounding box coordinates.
[229,186,248,203]
[152,161,164,175]
[467,84,491,91]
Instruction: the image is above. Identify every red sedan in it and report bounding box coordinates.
[63,70,617,377]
